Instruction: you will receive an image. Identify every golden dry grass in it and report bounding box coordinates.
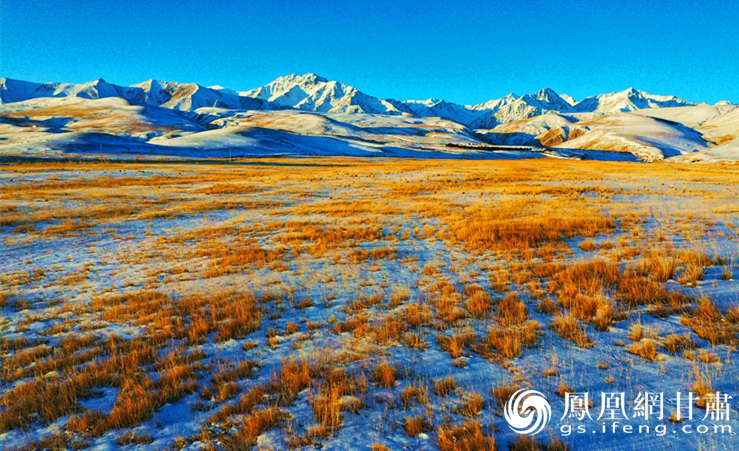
[404,415,433,437]
[372,362,397,388]
[550,314,594,348]
[483,321,541,360]
[402,383,428,409]
[449,201,615,252]
[626,339,659,361]
[681,297,739,345]
[436,420,496,451]
[453,393,484,417]
[433,376,457,397]
[2,158,738,447]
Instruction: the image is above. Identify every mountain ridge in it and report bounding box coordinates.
[0,74,720,128]
[3,74,737,161]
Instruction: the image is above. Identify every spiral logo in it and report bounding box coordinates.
[504,389,551,436]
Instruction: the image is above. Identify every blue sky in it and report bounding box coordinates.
[1,0,737,104]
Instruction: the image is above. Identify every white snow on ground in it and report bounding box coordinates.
[0,162,737,450]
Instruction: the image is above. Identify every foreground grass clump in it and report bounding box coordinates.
[483,321,541,360]
[434,376,457,397]
[681,297,739,345]
[626,339,659,361]
[404,415,433,437]
[550,314,594,348]
[372,362,398,388]
[437,420,496,451]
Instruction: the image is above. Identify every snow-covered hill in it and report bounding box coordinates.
[551,112,712,161]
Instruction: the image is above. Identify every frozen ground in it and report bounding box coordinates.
[0,159,738,450]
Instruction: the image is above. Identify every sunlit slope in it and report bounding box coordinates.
[552,113,712,160]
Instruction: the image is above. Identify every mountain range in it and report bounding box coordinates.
[1,74,722,128]
[0,74,737,162]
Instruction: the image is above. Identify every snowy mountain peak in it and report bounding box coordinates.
[273,73,329,87]
[469,93,519,111]
[133,79,157,88]
[132,79,176,91]
[522,88,574,113]
[241,73,336,106]
[534,87,560,100]
[405,98,442,106]
[241,73,412,116]
[294,73,328,83]
[0,74,714,127]
[560,93,576,106]
[573,87,694,113]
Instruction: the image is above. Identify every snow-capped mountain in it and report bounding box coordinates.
[240,73,413,115]
[465,88,574,129]
[468,93,520,111]
[128,79,179,105]
[531,88,576,113]
[0,77,272,112]
[0,78,44,103]
[0,74,709,130]
[401,99,482,125]
[240,75,585,126]
[124,79,270,111]
[0,78,115,103]
[1,73,737,162]
[573,87,694,113]
[560,93,576,106]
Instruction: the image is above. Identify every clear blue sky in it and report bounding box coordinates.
[1,0,737,105]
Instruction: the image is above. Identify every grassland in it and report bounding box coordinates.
[0,158,737,450]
